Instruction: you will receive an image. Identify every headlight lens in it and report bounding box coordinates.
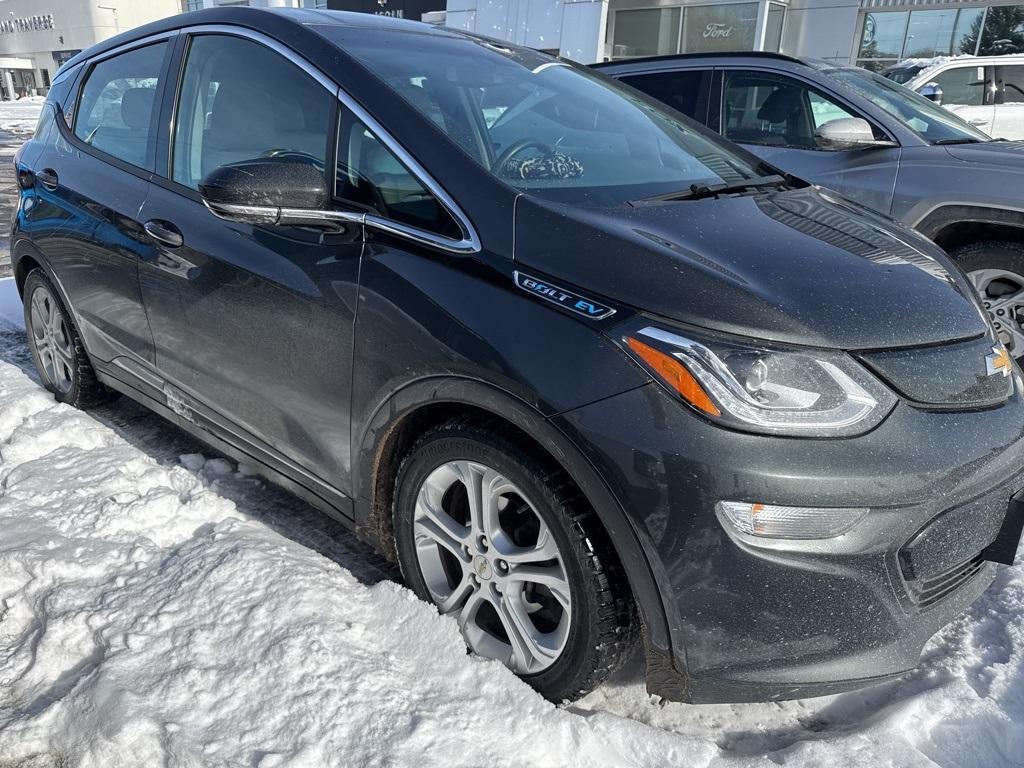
[624,326,897,437]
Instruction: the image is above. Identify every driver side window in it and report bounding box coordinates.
[172,34,334,190]
[723,71,881,150]
[335,108,461,240]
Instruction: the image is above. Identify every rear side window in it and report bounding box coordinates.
[1000,65,1024,103]
[74,42,167,171]
[172,34,334,190]
[619,70,711,123]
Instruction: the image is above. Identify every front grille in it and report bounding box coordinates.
[858,335,1012,408]
[908,553,986,609]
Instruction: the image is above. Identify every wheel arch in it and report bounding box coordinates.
[352,375,674,657]
[12,238,50,298]
[915,205,1024,254]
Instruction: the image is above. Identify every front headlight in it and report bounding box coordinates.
[623,325,897,437]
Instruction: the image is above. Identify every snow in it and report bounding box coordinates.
[0,100,42,136]
[901,54,976,83]
[0,273,1022,767]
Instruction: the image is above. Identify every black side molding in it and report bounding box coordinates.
[982,489,1024,566]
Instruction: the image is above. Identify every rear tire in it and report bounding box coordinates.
[393,419,637,702]
[22,269,116,409]
[954,241,1024,359]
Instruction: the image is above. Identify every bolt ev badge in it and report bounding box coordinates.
[514,271,616,319]
[986,345,1013,378]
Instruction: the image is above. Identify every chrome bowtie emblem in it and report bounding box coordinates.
[986,344,1013,378]
[473,555,492,580]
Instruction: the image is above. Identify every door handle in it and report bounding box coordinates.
[144,219,184,248]
[36,167,58,191]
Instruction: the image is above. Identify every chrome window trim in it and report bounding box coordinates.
[70,32,178,171]
[173,24,481,255]
[83,29,180,66]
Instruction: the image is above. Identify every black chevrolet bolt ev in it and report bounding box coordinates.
[11,7,1024,704]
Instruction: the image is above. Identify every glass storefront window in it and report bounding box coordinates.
[764,3,786,53]
[903,9,957,58]
[682,3,759,53]
[611,8,682,58]
[952,8,985,55]
[978,5,1024,55]
[859,11,908,61]
[858,5,1024,70]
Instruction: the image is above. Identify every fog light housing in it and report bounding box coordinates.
[716,501,868,539]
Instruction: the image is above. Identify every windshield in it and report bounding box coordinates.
[824,67,990,144]
[320,26,773,205]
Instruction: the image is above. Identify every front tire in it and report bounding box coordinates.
[393,420,637,702]
[23,269,114,409]
[954,241,1024,359]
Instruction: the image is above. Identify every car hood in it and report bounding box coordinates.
[943,139,1024,165]
[513,186,989,350]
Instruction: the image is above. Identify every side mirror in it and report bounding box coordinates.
[815,117,891,148]
[917,83,943,105]
[199,158,350,228]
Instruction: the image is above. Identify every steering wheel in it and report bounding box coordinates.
[494,139,554,176]
[260,149,325,169]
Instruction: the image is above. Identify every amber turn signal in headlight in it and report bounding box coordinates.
[626,336,720,416]
[622,326,896,437]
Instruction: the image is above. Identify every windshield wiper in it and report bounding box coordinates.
[632,174,788,204]
[933,137,986,145]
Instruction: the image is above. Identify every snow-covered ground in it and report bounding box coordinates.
[1,277,1023,768]
[0,99,43,136]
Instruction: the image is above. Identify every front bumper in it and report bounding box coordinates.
[556,380,1024,703]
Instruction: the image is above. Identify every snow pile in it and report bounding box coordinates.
[0,100,42,136]
[0,276,1022,767]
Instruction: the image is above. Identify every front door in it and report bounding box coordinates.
[137,32,362,496]
[926,64,996,135]
[718,69,901,217]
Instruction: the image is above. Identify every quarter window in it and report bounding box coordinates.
[74,42,167,171]
[172,34,334,190]
[723,72,879,150]
[335,109,461,240]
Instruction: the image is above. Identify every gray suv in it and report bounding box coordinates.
[596,53,1024,357]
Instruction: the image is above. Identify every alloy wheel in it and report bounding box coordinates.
[29,285,75,394]
[969,268,1024,357]
[412,460,572,674]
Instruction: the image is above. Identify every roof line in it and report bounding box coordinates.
[592,51,805,68]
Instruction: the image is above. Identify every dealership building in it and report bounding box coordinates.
[436,0,1024,67]
[0,0,187,100]
[3,0,1021,99]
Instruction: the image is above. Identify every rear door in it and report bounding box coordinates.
[26,37,173,366]
[715,68,901,215]
[994,64,1024,140]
